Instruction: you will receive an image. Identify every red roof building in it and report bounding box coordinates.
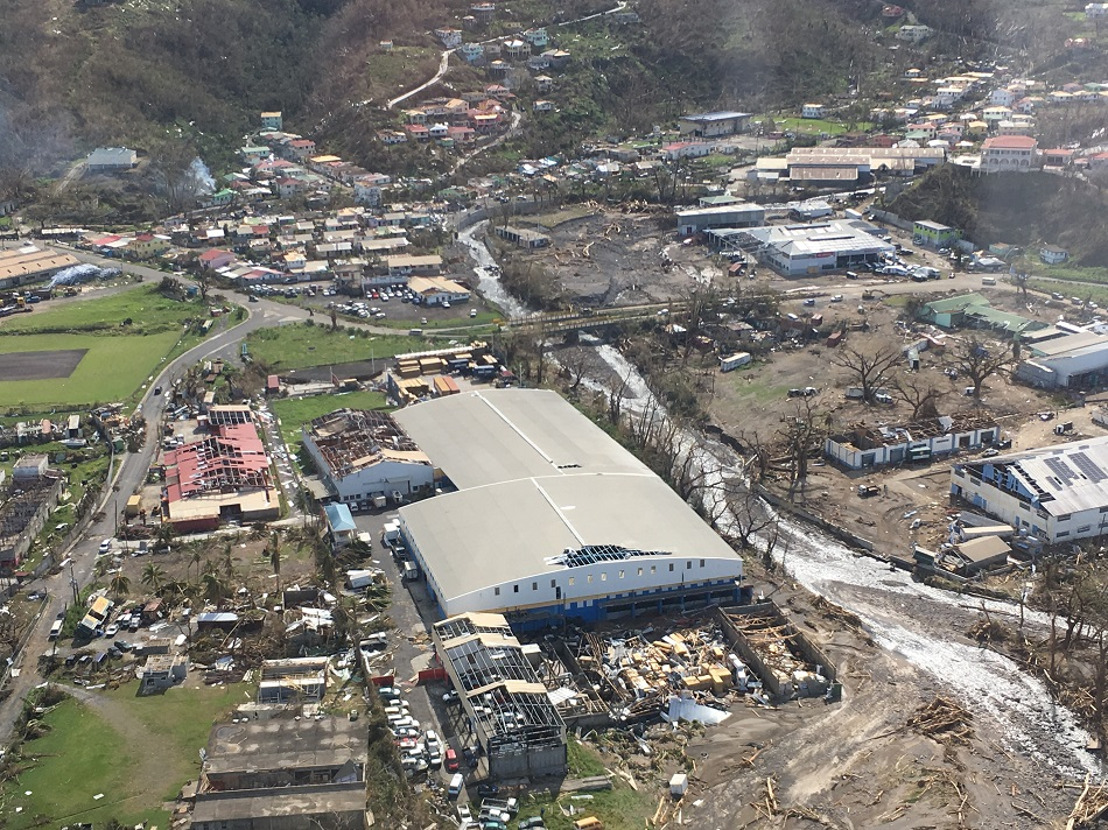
[162,420,278,532]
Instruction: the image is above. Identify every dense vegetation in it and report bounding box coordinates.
[888,164,1108,267]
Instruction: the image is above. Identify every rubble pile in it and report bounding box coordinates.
[723,608,829,700]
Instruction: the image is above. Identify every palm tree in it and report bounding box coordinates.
[141,563,167,593]
[109,573,130,598]
[188,548,203,584]
[202,568,229,605]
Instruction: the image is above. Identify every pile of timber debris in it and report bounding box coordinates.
[908,696,974,745]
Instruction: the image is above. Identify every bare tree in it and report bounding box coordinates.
[776,396,831,498]
[952,335,1015,398]
[891,375,945,421]
[831,344,902,404]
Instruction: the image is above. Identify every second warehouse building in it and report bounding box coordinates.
[393,389,745,627]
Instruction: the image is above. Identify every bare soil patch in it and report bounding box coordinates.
[0,349,87,380]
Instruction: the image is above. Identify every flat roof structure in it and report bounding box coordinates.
[394,390,743,622]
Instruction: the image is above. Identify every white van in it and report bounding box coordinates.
[448,772,465,798]
[49,619,64,640]
[981,276,997,286]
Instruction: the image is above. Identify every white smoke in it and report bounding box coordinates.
[189,157,216,194]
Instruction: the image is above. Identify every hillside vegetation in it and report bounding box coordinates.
[888,165,1108,268]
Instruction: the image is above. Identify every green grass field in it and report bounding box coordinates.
[272,390,388,447]
[3,683,244,829]
[1,285,202,335]
[0,285,213,409]
[0,331,182,408]
[246,323,427,370]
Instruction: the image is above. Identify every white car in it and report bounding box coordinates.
[98,539,113,554]
[830,294,844,303]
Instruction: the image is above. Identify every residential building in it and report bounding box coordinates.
[434,613,566,778]
[533,99,554,112]
[980,135,1038,173]
[434,27,462,48]
[128,233,171,260]
[260,111,283,131]
[460,42,485,62]
[191,715,367,830]
[1087,2,1108,18]
[660,141,714,160]
[393,389,745,624]
[139,654,189,695]
[534,74,554,93]
[1040,245,1069,265]
[917,293,1045,336]
[826,415,999,469]
[990,87,1017,107]
[522,27,549,48]
[801,103,826,119]
[896,24,933,43]
[302,409,434,509]
[408,275,471,306]
[912,220,959,250]
[951,436,1108,544]
[87,147,138,172]
[503,39,529,59]
[324,502,357,549]
[678,111,751,138]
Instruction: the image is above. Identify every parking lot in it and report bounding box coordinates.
[352,509,493,798]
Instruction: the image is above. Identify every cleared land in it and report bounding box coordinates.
[3,682,241,830]
[0,349,87,380]
[246,323,427,371]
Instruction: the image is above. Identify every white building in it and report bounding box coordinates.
[1087,3,1108,19]
[801,103,826,119]
[980,135,1038,173]
[951,436,1108,544]
[393,390,744,624]
[87,147,138,172]
[734,219,895,277]
[1014,326,1108,389]
[989,87,1017,107]
[302,409,435,510]
[826,416,999,470]
[408,276,470,306]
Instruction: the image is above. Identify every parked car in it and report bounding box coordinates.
[446,747,460,771]
[518,818,546,829]
[104,623,119,638]
[98,539,112,554]
[477,783,500,798]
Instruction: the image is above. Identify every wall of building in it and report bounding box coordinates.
[826,426,997,469]
[303,438,434,505]
[401,518,741,623]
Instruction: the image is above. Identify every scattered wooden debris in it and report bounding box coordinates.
[908,696,974,746]
[1066,773,1108,829]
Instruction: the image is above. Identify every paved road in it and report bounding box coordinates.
[388,49,454,110]
[0,299,293,741]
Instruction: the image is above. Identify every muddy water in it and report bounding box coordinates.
[458,221,528,319]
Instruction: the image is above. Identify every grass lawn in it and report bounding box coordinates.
[1029,278,1108,309]
[0,330,182,408]
[507,740,656,830]
[371,308,504,331]
[758,115,873,135]
[246,323,427,371]
[0,285,204,336]
[4,682,252,829]
[272,389,389,447]
[1035,263,1108,285]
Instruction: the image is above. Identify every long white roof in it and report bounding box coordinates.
[395,389,741,602]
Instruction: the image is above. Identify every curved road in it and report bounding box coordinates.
[0,295,294,740]
[387,49,454,110]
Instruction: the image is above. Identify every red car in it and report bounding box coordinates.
[445,747,459,772]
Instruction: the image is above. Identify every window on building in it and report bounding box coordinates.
[550,579,557,588]
[637,567,643,576]
[650,566,657,575]
[1058,514,1072,522]
[619,570,625,579]
[699,559,705,567]
[568,576,575,586]
[669,563,675,572]
[494,587,500,596]
[686,561,692,570]
[1078,526,1091,534]
[587,574,593,583]
[1057,531,1070,538]
[513,584,519,593]
[532,582,538,591]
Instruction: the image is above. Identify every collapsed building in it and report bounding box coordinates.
[301,408,433,510]
[825,414,1000,469]
[0,454,65,570]
[433,612,567,779]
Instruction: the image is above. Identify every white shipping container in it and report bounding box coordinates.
[719,352,752,373]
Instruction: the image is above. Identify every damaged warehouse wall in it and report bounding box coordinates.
[716,603,838,703]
